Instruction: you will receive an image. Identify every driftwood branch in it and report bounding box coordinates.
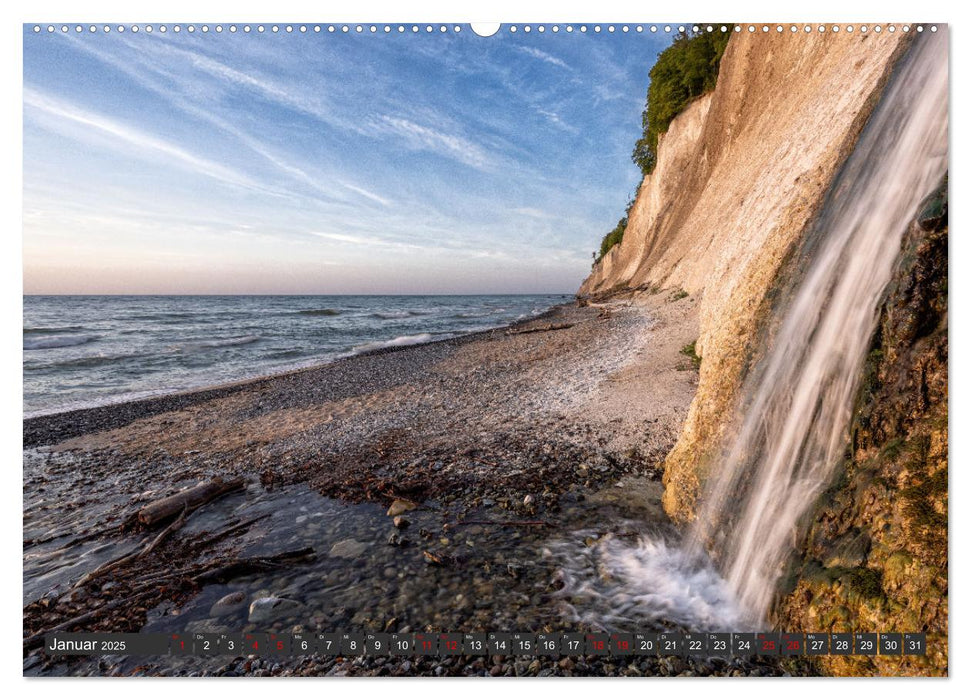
[190,513,270,551]
[72,507,188,588]
[24,547,315,652]
[194,547,316,584]
[137,477,245,528]
[505,322,574,336]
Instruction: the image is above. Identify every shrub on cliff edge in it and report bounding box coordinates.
[631,28,731,177]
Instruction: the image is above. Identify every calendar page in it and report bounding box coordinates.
[21,9,949,682]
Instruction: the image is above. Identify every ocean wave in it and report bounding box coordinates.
[126,312,198,321]
[23,325,88,335]
[24,334,99,350]
[352,333,433,354]
[297,308,341,317]
[175,335,262,352]
[371,310,431,320]
[25,351,140,371]
[453,308,508,319]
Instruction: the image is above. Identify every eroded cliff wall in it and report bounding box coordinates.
[579,30,910,521]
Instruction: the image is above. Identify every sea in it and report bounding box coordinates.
[22,294,568,417]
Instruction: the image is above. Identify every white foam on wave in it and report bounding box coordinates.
[351,333,434,354]
[173,335,261,352]
[552,530,751,632]
[24,334,99,350]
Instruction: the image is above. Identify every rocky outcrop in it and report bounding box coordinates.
[774,185,947,676]
[578,31,910,521]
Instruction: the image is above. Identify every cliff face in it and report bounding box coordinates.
[776,186,947,675]
[579,31,909,521]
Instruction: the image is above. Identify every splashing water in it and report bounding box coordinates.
[553,530,748,631]
[555,32,948,631]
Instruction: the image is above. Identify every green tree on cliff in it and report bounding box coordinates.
[597,27,731,263]
[631,28,731,176]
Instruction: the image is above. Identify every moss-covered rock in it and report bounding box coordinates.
[775,178,948,676]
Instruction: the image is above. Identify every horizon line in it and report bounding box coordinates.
[23,291,577,297]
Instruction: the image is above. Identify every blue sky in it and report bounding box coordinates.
[23,25,670,294]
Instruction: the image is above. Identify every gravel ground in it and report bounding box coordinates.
[23,291,814,677]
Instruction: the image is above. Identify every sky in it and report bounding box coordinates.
[23,24,671,294]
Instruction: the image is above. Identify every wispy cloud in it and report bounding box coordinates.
[23,26,667,293]
[144,41,344,130]
[512,207,556,219]
[60,35,393,210]
[340,182,392,207]
[370,115,493,170]
[24,88,267,193]
[138,39,495,172]
[516,46,571,70]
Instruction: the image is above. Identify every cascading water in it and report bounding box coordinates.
[555,31,948,631]
[690,29,948,625]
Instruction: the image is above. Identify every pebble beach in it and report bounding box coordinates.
[23,291,810,677]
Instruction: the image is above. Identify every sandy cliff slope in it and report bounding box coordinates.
[579,30,909,520]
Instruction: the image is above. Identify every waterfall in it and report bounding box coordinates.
[688,30,948,624]
[554,31,947,633]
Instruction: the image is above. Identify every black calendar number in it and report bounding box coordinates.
[805,633,828,655]
[341,633,366,656]
[316,633,340,655]
[634,634,658,656]
[560,633,584,656]
[512,634,535,654]
[658,632,684,656]
[216,633,241,656]
[879,633,902,656]
[903,633,926,656]
[389,633,414,656]
[192,633,218,656]
[463,633,486,655]
[732,633,756,656]
[684,633,706,657]
[536,634,560,656]
[830,633,852,655]
[855,633,877,655]
[292,633,314,655]
[707,633,731,658]
[487,633,511,656]
[366,634,391,655]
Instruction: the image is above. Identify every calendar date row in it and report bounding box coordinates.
[45,631,926,657]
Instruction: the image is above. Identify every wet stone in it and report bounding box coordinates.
[248,597,303,624]
[209,591,247,617]
[329,539,368,559]
[386,499,416,517]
